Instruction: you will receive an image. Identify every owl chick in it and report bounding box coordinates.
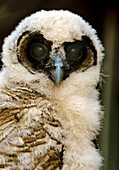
[0,10,104,170]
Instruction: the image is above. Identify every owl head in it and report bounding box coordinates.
[0,10,104,97]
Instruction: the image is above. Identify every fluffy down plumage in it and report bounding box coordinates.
[0,10,104,170]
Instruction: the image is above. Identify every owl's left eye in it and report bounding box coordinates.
[29,43,49,61]
[64,41,86,62]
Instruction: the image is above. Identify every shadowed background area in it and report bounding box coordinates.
[0,1,119,170]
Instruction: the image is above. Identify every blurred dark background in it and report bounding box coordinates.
[0,1,119,169]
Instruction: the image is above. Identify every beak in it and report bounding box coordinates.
[50,54,64,85]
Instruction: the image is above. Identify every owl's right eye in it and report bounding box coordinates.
[29,42,49,61]
[17,32,52,70]
[25,33,52,64]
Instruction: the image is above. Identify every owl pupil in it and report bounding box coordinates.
[30,43,48,60]
[70,48,75,52]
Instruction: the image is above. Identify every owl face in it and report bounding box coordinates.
[17,31,97,84]
[1,10,104,96]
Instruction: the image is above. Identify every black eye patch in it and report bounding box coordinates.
[17,32,52,71]
[64,36,97,72]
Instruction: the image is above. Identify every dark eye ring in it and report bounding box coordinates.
[29,42,49,61]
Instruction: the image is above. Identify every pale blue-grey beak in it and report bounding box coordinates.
[50,55,64,84]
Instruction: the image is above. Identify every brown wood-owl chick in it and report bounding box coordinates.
[0,10,104,170]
